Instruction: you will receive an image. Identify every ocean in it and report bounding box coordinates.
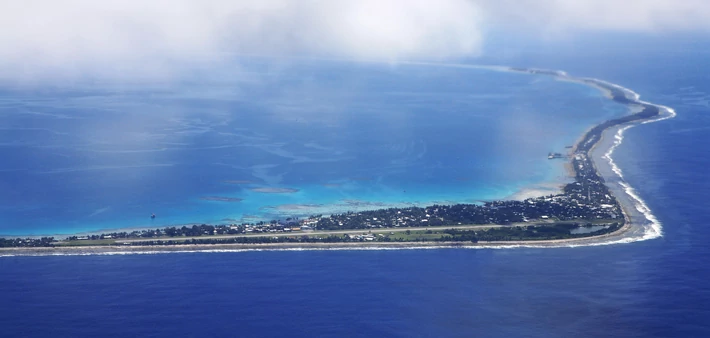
[2,34,710,337]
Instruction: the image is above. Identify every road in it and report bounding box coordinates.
[115,223,523,244]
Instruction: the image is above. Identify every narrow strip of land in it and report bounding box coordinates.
[114,223,530,244]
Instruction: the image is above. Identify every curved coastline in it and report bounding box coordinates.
[505,67,675,246]
[0,65,675,255]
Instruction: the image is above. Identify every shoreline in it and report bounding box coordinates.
[0,222,637,257]
[0,65,675,255]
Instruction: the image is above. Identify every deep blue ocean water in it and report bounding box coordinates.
[2,35,710,337]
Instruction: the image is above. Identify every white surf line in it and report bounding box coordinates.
[404,63,676,245]
[568,79,675,243]
[599,105,676,243]
[404,63,676,246]
[578,77,677,243]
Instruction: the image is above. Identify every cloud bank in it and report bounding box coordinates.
[0,0,482,81]
[482,0,710,35]
[1,0,710,81]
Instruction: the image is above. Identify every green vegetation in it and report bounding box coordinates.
[0,221,622,248]
[0,237,54,248]
[107,222,621,247]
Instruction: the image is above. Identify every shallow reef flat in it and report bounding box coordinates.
[250,187,300,194]
[200,196,244,202]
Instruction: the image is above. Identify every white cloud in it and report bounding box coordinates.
[481,0,710,35]
[0,0,709,81]
[0,0,483,81]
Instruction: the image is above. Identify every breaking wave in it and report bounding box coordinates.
[595,85,677,243]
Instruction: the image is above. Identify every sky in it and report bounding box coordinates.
[1,0,710,82]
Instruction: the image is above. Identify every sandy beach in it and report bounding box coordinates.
[505,182,568,201]
[0,219,636,256]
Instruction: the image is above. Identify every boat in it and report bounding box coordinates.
[548,152,564,159]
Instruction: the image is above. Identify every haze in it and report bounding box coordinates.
[1,0,709,82]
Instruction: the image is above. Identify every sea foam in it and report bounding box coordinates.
[594,88,677,243]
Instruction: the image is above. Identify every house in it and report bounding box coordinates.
[301,218,320,227]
